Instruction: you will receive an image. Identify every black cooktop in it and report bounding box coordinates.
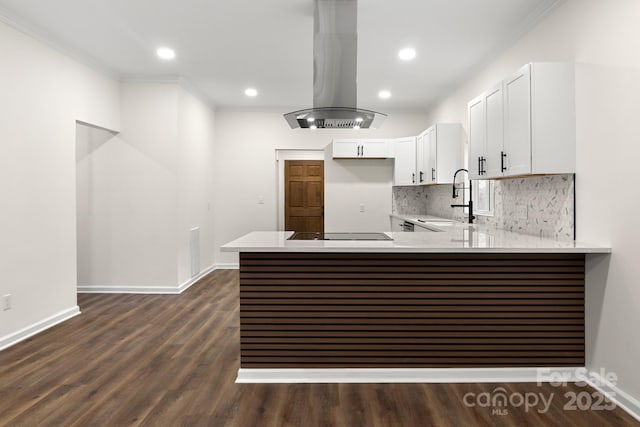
[288,232,393,241]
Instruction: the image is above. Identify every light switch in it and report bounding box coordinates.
[359,204,365,212]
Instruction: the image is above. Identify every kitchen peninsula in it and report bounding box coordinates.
[222,226,610,382]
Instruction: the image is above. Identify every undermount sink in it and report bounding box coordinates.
[416,218,454,223]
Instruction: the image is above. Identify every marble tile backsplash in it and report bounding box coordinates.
[391,186,429,215]
[392,174,575,240]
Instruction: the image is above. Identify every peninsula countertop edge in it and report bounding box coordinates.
[221,229,611,254]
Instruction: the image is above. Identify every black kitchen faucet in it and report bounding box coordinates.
[451,168,475,224]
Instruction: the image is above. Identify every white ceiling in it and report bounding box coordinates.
[0,0,561,111]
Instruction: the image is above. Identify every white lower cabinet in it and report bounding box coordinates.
[390,217,407,232]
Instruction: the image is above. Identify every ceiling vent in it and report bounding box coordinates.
[284,0,386,129]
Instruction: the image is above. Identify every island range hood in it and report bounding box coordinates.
[284,0,386,129]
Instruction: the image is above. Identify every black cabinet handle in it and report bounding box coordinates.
[412,173,415,184]
[361,145,364,157]
[478,157,482,176]
[432,168,436,181]
[481,156,487,175]
[501,151,507,172]
[419,171,424,183]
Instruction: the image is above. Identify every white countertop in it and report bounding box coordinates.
[221,219,611,254]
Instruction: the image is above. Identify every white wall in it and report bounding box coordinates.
[213,111,429,264]
[76,83,180,288]
[76,82,216,290]
[0,20,120,339]
[324,153,395,233]
[423,0,640,403]
[176,88,216,284]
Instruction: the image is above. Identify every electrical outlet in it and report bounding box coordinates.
[359,204,365,212]
[2,294,11,311]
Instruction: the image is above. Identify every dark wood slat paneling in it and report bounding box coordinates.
[239,252,585,368]
[242,337,586,344]
[240,317,584,329]
[241,311,584,319]
[241,280,586,287]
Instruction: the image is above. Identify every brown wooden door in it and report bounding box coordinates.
[285,160,324,233]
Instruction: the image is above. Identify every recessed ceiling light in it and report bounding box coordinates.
[398,48,416,61]
[244,88,258,97]
[355,117,363,123]
[309,125,317,130]
[156,47,175,60]
[307,117,315,122]
[378,90,392,99]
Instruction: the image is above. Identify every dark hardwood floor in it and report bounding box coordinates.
[0,269,637,426]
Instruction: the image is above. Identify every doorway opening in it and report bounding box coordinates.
[284,160,324,233]
[276,150,324,231]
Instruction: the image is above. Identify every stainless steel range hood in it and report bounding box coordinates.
[284,0,386,129]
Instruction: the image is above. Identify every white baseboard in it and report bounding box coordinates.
[0,306,80,351]
[78,263,219,294]
[587,370,640,422]
[177,264,216,293]
[236,367,580,384]
[77,285,184,294]
[214,263,239,269]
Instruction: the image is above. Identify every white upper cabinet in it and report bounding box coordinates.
[416,124,464,185]
[468,95,486,180]
[485,84,505,178]
[503,65,532,176]
[332,139,391,159]
[392,137,417,186]
[467,62,576,179]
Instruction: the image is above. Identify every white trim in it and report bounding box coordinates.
[586,370,640,423]
[77,285,183,294]
[78,263,218,294]
[236,367,579,384]
[0,306,81,351]
[213,263,239,270]
[177,264,216,293]
[0,5,120,79]
[276,149,326,230]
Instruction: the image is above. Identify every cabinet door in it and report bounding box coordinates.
[390,217,406,232]
[503,64,532,176]
[468,95,485,180]
[428,129,437,183]
[417,129,433,185]
[484,84,505,178]
[392,137,417,186]
[433,123,463,184]
[332,139,361,158]
[416,134,426,184]
[360,139,390,158]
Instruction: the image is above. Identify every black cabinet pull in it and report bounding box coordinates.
[419,171,424,183]
[412,173,415,184]
[478,157,482,176]
[501,151,507,172]
[432,168,436,181]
